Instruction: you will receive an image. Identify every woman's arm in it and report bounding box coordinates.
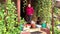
[31,7,34,15]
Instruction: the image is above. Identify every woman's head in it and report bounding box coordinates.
[28,4,31,7]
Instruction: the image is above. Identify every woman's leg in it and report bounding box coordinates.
[29,15,32,23]
[28,15,32,24]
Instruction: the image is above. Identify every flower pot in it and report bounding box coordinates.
[31,24,36,28]
[42,23,47,28]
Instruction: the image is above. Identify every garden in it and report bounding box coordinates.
[0,0,60,34]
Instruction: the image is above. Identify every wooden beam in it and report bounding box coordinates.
[52,0,54,34]
[52,7,54,34]
[17,0,20,22]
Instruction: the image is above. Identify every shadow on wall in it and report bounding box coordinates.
[21,0,26,19]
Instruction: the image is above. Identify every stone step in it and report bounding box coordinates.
[20,28,47,34]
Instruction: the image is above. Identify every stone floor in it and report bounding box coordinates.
[20,28,47,34]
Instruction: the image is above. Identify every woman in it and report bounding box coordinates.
[26,4,34,24]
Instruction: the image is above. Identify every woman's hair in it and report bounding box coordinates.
[27,4,31,6]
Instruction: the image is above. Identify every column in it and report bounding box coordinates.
[17,0,20,22]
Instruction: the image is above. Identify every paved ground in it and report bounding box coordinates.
[21,28,47,34]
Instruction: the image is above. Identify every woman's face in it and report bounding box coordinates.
[28,4,31,7]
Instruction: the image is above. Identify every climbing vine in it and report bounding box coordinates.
[33,0,52,23]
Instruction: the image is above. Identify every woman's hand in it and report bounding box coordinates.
[31,14,33,15]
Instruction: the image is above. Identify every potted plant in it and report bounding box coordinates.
[20,18,26,31]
